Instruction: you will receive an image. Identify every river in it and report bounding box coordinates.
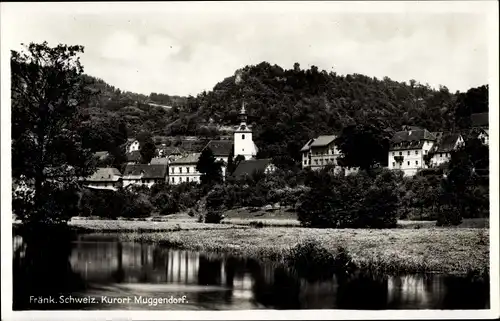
[12,233,489,310]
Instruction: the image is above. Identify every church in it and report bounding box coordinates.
[233,103,258,160]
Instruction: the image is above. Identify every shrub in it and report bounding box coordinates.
[286,239,337,281]
[204,210,224,224]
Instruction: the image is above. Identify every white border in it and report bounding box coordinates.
[1,1,499,320]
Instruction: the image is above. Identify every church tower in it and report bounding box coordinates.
[233,102,257,160]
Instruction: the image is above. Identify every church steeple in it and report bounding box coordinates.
[239,102,247,125]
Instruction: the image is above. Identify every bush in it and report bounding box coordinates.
[286,239,337,281]
[204,210,224,224]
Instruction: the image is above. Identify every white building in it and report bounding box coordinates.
[233,104,258,160]
[428,132,464,167]
[388,128,436,176]
[122,164,168,188]
[300,135,340,170]
[126,138,140,154]
[83,167,122,191]
[169,153,201,185]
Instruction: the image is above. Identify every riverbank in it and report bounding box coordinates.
[111,225,489,276]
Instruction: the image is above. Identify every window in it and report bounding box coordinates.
[392,152,395,156]
[399,152,403,156]
[242,134,245,140]
[415,150,418,155]
[304,160,307,165]
[392,162,395,167]
[407,161,410,166]
[171,177,175,183]
[407,151,410,156]
[320,159,324,164]
[416,161,419,166]
[424,150,427,155]
[315,159,318,165]
[186,177,190,182]
[171,168,175,174]
[186,167,190,173]
[179,177,183,182]
[440,153,442,158]
[179,167,183,173]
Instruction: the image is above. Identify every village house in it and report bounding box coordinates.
[122,164,168,188]
[428,132,464,167]
[125,138,140,154]
[231,158,276,179]
[168,153,201,185]
[300,135,342,170]
[233,105,258,160]
[83,167,122,191]
[471,112,489,145]
[388,127,436,176]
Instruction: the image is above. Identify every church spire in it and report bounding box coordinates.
[239,101,247,125]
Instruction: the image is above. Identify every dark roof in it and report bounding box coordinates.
[204,140,233,156]
[170,153,201,165]
[390,129,436,151]
[431,133,462,153]
[232,159,274,178]
[150,157,169,165]
[471,112,488,128]
[300,135,337,152]
[123,164,168,179]
[86,167,121,182]
[126,150,141,162]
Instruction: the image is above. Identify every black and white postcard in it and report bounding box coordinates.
[1,1,498,320]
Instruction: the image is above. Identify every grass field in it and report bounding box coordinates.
[115,225,489,276]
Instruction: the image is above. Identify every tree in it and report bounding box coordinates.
[11,42,95,225]
[138,131,156,164]
[335,124,391,173]
[196,148,223,186]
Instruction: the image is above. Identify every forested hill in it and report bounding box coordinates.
[79,62,488,161]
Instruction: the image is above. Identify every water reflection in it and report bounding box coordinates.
[13,233,489,310]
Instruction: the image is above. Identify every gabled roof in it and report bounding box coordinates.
[300,135,337,152]
[94,151,110,160]
[431,132,462,153]
[170,153,201,165]
[471,112,489,128]
[310,135,337,148]
[86,167,121,182]
[232,158,274,178]
[150,157,169,165]
[123,164,168,179]
[391,129,436,143]
[204,140,233,156]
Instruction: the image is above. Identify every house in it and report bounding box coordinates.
[83,167,122,191]
[388,128,437,176]
[233,105,258,160]
[122,164,168,188]
[125,138,140,154]
[126,150,142,164]
[428,132,464,167]
[203,139,233,178]
[300,135,341,170]
[157,146,185,162]
[232,158,276,178]
[470,112,489,145]
[168,153,201,185]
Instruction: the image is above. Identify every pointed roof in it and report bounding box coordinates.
[204,140,233,156]
[232,159,274,178]
[86,167,122,182]
[123,164,168,179]
[170,153,201,165]
[430,132,462,153]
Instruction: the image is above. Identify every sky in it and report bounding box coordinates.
[1,2,494,97]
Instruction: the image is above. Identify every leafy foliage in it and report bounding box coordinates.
[196,148,223,186]
[11,42,96,225]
